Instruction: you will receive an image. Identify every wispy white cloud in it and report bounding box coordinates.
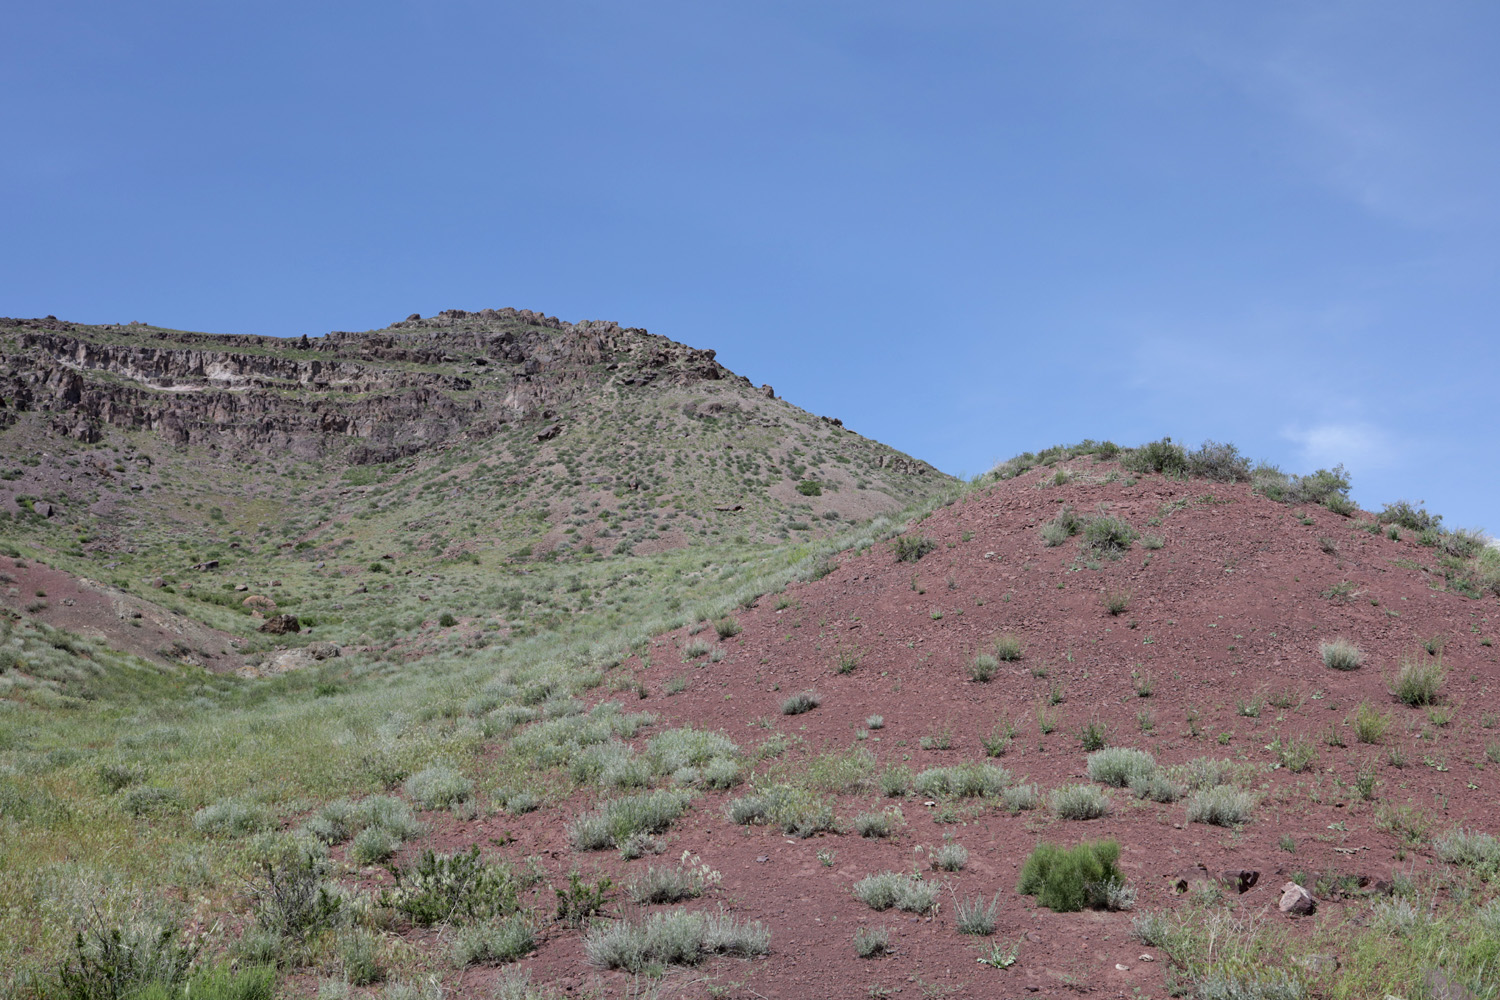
[1281,421,1395,470]
[1178,5,1496,229]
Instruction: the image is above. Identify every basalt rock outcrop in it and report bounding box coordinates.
[0,310,750,460]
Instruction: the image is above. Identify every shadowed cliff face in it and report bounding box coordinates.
[0,310,744,459]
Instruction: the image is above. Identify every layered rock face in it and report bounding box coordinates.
[0,309,744,461]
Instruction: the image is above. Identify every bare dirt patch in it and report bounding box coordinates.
[330,467,1498,997]
[0,555,246,671]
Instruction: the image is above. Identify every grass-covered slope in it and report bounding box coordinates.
[1,432,1498,998]
[0,310,952,672]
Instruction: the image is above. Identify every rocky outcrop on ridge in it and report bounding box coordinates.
[0,310,759,460]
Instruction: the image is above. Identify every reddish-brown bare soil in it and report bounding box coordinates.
[0,554,246,671]
[342,465,1500,997]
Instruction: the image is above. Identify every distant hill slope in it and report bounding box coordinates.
[0,310,953,659]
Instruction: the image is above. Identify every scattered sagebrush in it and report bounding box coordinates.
[1049,784,1110,820]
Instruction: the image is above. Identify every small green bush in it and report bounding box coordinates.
[1017,840,1123,913]
[1001,784,1039,813]
[1086,747,1155,787]
[1185,441,1250,482]
[1350,702,1392,744]
[449,914,535,966]
[628,862,706,904]
[1128,772,1182,803]
[382,846,521,926]
[796,480,822,496]
[251,849,343,941]
[1391,654,1445,706]
[126,965,276,1000]
[955,893,1000,935]
[781,690,821,715]
[931,842,968,871]
[725,784,833,838]
[1081,517,1138,557]
[570,790,691,851]
[1267,736,1314,773]
[1122,438,1187,476]
[193,798,271,839]
[1434,829,1500,875]
[853,811,897,838]
[852,872,941,914]
[338,931,384,985]
[1319,638,1364,671]
[1049,784,1110,820]
[714,616,741,639]
[647,727,741,780]
[552,870,614,927]
[54,916,201,1000]
[913,763,1009,799]
[583,907,769,971]
[1325,493,1357,517]
[879,764,911,797]
[1379,500,1442,533]
[1186,786,1255,827]
[404,765,474,810]
[122,786,179,817]
[353,795,424,839]
[853,925,891,958]
[438,613,457,628]
[969,653,998,682]
[993,634,1023,661]
[301,800,356,845]
[1041,506,1084,547]
[349,827,402,865]
[892,535,937,562]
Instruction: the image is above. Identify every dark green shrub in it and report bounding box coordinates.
[853,925,890,958]
[438,613,457,627]
[1379,500,1442,533]
[555,871,615,927]
[1439,529,1484,559]
[781,691,821,715]
[1294,466,1351,505]
[1081,517,1137,556]
[251,850,342,941]
[796,480,822,496]
[55,916,199,1000]
[569,790,692,850]
[1253,463,1352,507]
[1391,654,1445,707]
[1017,840,1123,912]
[1041,506,1084,546]
[382,846,520,926]
[1122,438,1187,476]
[1325,493,1357,517]
[1078,719,1108,752]
[1185,441,1250,482]
[968,653,997,682]
[128,966,275,1000]
[892,535,937,562]
[338,932,383,986]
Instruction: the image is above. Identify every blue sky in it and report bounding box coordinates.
[3,2,1496,528]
